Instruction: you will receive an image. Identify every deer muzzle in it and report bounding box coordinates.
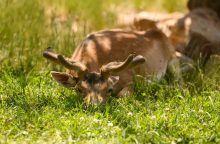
[84,92,105,105]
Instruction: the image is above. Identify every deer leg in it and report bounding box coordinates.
[111,82,133,97]
[117,85,133,97]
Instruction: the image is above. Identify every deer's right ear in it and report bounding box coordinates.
[51,71,77,87]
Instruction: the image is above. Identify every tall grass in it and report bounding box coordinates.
[1,0,220,143]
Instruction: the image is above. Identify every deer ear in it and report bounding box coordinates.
[51,71,77,87]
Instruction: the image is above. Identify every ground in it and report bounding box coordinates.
[1,0,220,143]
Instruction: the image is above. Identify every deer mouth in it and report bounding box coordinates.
[83,92,105,105]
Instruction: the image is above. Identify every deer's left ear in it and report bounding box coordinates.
[51,71,77,87]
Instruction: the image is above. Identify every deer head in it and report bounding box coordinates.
[43,48,145,104]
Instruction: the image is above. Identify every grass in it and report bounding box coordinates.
[1,0,220,143]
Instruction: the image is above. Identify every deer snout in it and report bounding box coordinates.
[84,92,105,105]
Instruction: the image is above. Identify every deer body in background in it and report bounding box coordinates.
[43,29,178,104]
[130,8,220,69]
[132,8,220,53]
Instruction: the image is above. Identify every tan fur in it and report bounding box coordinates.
[173,8,220,49]
[45,29,178,104]
[131,8,220,53]
[70,29,176,94]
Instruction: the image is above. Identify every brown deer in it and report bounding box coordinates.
[43,29,179,104]
[129,8,220,69]
[131,8,220,53]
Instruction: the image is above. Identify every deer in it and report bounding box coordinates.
[127,8,220,70]
[43,29,180,105]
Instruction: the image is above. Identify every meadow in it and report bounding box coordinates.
[1,0,220,143]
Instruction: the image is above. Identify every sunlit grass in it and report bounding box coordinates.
[1,0,220,143]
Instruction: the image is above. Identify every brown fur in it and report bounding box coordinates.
[117,9,220,71]
[183,33,218,67]
[71,29,175,80]
[177,8,220,46]
[45,29,177,104]
[130,8,220,54]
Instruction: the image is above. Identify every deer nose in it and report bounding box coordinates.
[84,92,105,105]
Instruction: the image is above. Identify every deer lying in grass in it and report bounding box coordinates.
[128,8,220,70]
[43,29,179,104]
[132,8,220,53]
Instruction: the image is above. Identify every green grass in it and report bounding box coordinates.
[1,0,220,143]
